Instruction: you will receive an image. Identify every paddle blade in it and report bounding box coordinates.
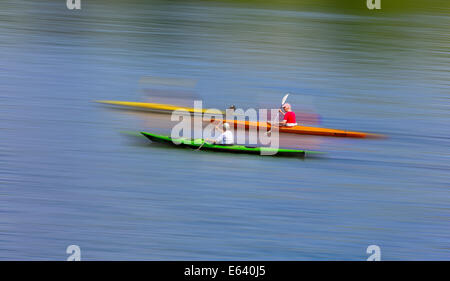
[281,93,289,105]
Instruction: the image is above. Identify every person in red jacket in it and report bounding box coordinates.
[279,103,297,127]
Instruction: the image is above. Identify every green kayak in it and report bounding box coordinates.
[141,132,319,157]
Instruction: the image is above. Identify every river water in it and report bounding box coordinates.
[1,0,449,260]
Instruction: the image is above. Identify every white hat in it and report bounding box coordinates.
[282,103,291,109]
[223,123,230,130]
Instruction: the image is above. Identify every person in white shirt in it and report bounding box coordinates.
[210,122,234,145]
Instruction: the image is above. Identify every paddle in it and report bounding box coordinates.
[281,93,289,108]
[196,139,206,151]
[265,93,289,135]
[197,121,225,151]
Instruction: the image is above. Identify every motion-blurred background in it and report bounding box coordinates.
[1,0,449,260]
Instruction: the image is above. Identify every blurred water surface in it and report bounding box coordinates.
[1,0,449,260]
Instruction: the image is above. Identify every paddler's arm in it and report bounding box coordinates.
[267,109,285,124]
[206,133,222,144]
[278,109,287,125]
[215,124,224,133]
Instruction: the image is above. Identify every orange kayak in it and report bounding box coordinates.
[96,100,383,138]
